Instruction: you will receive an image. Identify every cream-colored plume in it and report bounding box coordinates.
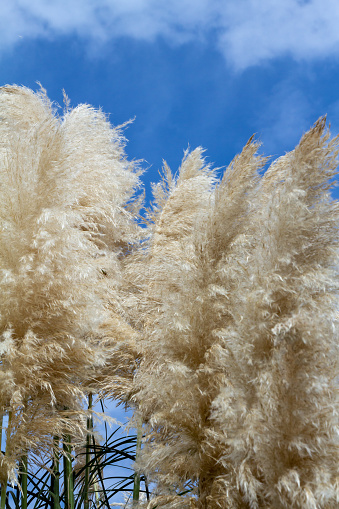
[0,85,142,483]
[131,120,339,508]
[210,118,339,508]
[130,140,264,508]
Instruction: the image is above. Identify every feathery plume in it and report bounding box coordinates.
[130,141,265,508]
[0,85,142,484]
[210,117,339,508]
[131,120,339,508]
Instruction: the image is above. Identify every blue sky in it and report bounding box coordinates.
[2,0,339,503]
[3,1,339,203]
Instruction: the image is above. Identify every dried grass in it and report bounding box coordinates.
[0,86,338,509]
[0,85,143,484]
[132,120,339,508]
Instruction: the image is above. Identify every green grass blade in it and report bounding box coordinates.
[132,421,143,505]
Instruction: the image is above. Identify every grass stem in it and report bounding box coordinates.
[63,434,74,509]
[20,455,27,509]
[51,436,60,509]
[0,411,12,509]
[84,393,93,509]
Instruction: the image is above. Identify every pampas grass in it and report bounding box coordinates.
[131,120,339,508]
[0,84,143,490]
[0,84,338,508]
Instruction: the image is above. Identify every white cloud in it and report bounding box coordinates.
[218,0,339,70]
[2,0,339,70]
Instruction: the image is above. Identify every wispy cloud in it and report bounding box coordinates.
[2,0,339,70]
[218,0,339,70]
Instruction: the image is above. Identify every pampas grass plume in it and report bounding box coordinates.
[131,120,339,508]
[0,85,142,484]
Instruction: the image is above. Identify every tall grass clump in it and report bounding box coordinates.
[0,84,338,509]
[0,85,143,495]
[131,120,339,508]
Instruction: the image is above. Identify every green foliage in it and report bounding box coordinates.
[1,422,149,509]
